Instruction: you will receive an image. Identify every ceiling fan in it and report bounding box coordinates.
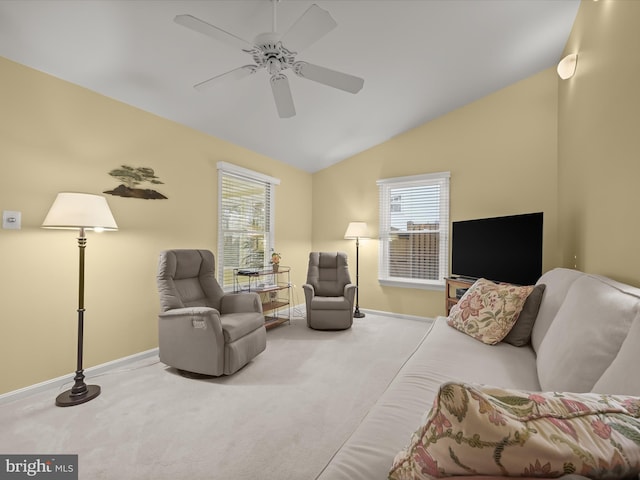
[174,0,364,118]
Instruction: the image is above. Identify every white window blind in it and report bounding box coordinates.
[377,172,450,289]
[217,162,279,290]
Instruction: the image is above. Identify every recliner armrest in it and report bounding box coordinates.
[344,283,356,303]
[159,306,224,336]
[302,283,314,299]
[220,292,263,314]
[159,306,220,318]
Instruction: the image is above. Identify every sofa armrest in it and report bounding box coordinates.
[220,292,263,314]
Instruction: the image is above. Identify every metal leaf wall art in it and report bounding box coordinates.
[104,165,167,199]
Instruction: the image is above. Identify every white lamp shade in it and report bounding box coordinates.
[42,192,118,231]
[557,53,578,80]
[344,222,369,239]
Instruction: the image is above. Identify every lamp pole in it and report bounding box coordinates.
[56,228,101,407]
[354,235,364,318]
[344,222,368,319]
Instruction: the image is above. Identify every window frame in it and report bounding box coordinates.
[217,161,280,290]
[377,171,450,290]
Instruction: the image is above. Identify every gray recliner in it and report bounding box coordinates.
[303,252,357,330]
[156,249,266,376]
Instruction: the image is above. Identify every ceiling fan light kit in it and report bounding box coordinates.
[174,1,364,118]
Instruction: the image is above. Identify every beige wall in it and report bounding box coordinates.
[312,68,560,318]
[558,0,640,286]
[0,57,312,394]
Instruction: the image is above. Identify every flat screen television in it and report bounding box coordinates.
[451,212,543,285]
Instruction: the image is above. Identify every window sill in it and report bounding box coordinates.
[378,278,445,291]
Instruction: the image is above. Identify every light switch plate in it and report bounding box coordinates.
[2,211,21,229]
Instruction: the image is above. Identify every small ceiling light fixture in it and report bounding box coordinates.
[557,53,578,80]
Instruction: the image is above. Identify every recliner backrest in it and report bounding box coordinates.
[306,252,351,297]
[157,250,225,312]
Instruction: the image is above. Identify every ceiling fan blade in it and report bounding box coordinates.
[194,65,258,91]
[270,74,296,118]
[174,14,255,51]
[281,4,337,53]
[293,61,364,94]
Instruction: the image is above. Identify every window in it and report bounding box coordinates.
[217,162,280,290]
[377,172,450,289]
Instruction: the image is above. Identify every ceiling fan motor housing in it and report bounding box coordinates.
[250,32,296,74]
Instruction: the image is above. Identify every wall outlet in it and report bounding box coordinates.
[2,211,21,230]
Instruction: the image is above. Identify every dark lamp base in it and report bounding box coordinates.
[55,384,101,407]
[354,310,365,318]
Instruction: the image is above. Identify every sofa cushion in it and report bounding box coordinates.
[536,274,639,392]
[389,382,640,480]
[530,268,584,353]
[310,295,351,310]
[502,283,546,347]
[592,313,640,396]
[447,278,533,345]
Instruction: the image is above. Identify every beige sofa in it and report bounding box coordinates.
[316,268,640,479]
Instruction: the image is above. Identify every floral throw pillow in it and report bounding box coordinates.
[389,382,640,480]
[447,278,534,345]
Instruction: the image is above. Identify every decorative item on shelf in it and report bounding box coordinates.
[42,192,118,407]
[344,221,369,318]
[271,249,281,273]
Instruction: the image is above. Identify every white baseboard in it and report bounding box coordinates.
[358,308,434,323]
[0,348,159,406]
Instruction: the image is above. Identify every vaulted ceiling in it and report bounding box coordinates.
[0,0,580,172]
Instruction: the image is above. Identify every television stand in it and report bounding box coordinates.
[445,276,476,315]
[451,275,478,282]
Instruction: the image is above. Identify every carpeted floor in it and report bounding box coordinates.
[0,313,432,480]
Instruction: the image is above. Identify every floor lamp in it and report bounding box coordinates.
[344,222,369,319]
[42,192,118,407]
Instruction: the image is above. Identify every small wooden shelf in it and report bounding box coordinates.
[264,316,289,329]
[261,300,288,311]
[445,276,476,315]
